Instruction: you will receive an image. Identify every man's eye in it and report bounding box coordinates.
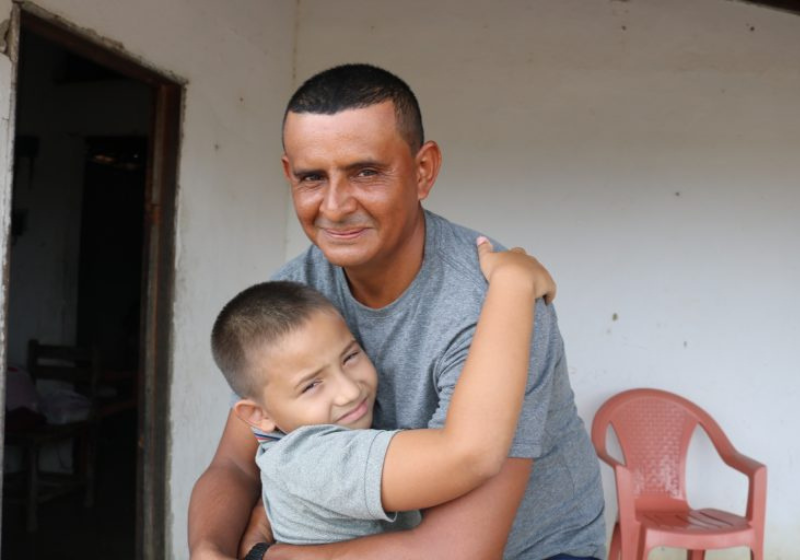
[299,174,323,183]
[357,169,378,178]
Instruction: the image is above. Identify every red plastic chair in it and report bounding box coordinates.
[591,388,766,560]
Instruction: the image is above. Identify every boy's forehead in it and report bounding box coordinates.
[249,309,353,381]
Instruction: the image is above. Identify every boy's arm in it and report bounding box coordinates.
[188,409,262,560]
[379,239,549,512]
[265,457,532,560]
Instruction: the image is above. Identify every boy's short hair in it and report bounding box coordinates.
[211,281,338,399]
[284,63,424,154]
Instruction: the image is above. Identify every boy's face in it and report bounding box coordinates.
[249,309,378,434]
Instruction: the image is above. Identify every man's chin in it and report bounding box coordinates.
[317,244,373,270]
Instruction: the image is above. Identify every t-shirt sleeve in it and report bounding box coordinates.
[428,299,562,459]
[258,425,400,521]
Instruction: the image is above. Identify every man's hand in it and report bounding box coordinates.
[263,458,532,560]
[188,410,262,560]
[238,500,274,558]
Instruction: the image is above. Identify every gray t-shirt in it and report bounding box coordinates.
[271,210,606,559]
[257,425,421,545]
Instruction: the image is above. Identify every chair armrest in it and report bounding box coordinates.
[611,462,641,552]
[721,451,765,476]
[595,446,626,471]
[717,449,767,525]
[594,444,638,522]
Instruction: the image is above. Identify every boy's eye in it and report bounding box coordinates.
[302,380,321,394]
[344,349,361,364]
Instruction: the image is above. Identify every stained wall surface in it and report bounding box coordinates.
[0,1,797,558]
[288,1,800,558]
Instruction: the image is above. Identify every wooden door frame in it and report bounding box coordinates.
[1,5,182,558]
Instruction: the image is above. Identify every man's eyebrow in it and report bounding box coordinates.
[290,160,388,179]
[290,165,324,178]
[344,159,387,172]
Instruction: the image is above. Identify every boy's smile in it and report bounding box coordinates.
[248,309,378,434]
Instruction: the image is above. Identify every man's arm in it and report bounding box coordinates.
[189,409,262,560]
[265,457,532,560]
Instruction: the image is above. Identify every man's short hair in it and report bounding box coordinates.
[284,63,424,153]
[211,281,338,399]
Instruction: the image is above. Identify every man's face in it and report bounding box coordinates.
[281,101,430,274]
[250,309,378,434]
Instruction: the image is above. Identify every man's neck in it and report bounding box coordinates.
[344,215,426,309]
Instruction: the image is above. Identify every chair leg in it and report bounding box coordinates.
[688,550,705,560]
[608,523,621,560]
[26,444,39,533]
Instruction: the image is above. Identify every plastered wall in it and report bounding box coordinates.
[0,1,798,558]
[288,1,800,558]
[0,1,296,557]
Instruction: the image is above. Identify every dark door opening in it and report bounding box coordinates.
[2,9,180,559]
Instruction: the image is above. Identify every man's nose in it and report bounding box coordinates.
[320,176,356,219]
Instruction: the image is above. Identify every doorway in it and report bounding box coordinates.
[1,8,180,559]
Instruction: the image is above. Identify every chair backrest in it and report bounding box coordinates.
[592,388,726,506]
[27,339,100,400]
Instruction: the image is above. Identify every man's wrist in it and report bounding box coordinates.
[244,542,271,560]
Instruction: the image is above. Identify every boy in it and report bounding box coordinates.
[211,239,553,548]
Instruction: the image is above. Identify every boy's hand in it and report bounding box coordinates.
[476,236,557,304]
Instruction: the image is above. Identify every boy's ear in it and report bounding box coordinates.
[233,398,277,433]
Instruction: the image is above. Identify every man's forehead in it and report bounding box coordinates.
[283,102,399,143]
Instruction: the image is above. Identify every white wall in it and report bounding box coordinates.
[290,1,800,558]
[1,1,797,558]
[0,1,295,557]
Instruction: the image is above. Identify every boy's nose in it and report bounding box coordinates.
[333,372,362,406]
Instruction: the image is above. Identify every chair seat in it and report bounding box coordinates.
[639,507,757,552]
[639,507,750,535]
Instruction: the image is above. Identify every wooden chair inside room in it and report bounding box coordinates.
[591,388,767,560]
[4,339,101,532]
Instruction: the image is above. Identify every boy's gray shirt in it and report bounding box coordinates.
[256,425,421,545]
[270,210,606,559]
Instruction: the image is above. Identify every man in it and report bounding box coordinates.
[189,63,605,560]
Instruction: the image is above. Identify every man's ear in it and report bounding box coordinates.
[281,154,293,182]
[414,140,442,202]
[233,398,277,433]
